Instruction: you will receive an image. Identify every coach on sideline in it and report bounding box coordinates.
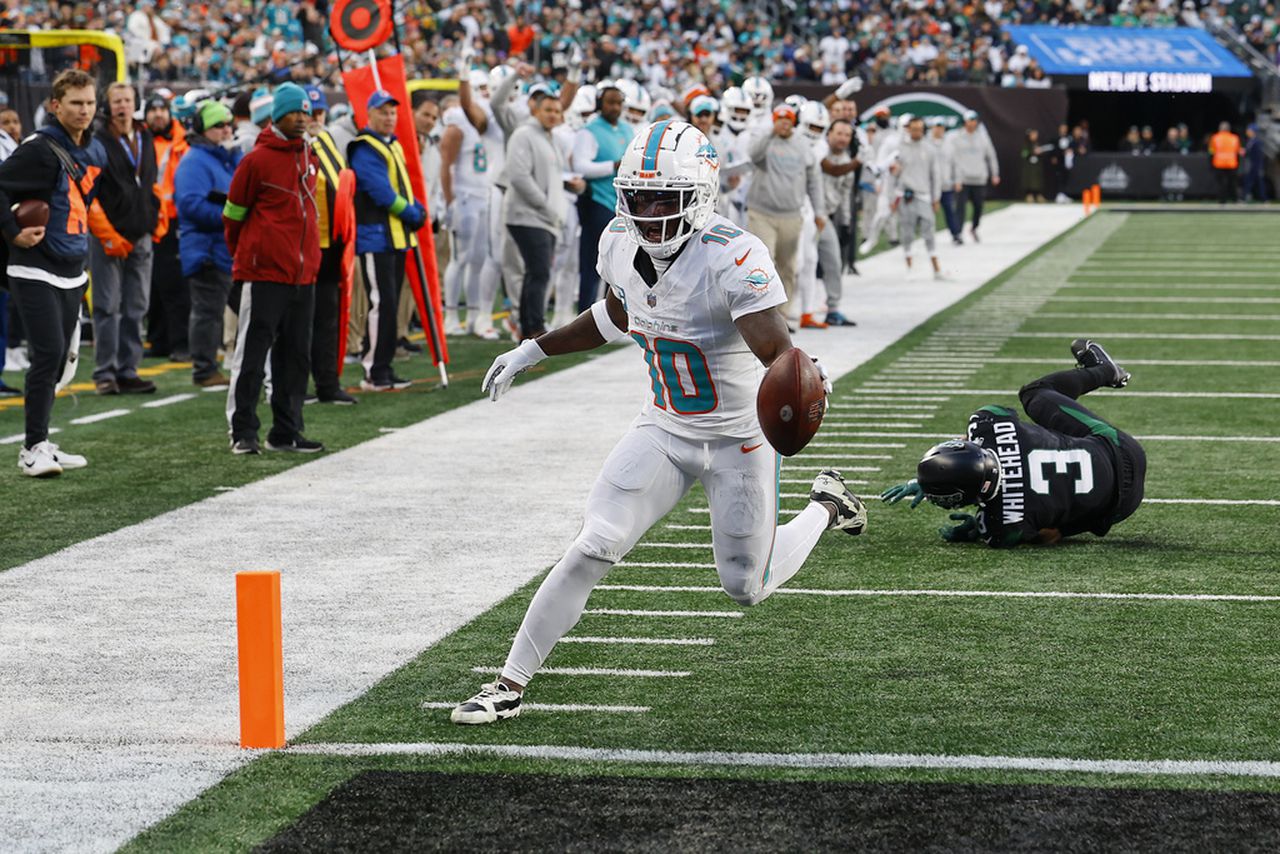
[0,69,106,477]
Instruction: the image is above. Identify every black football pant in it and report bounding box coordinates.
[9,277,82,449]
[311,246,343,396]
[960,184,987,231]
[577,198,615,312]
[358,250,406,385]
[148,229,190,356]
[1019,366,1146,524]
[509,224,554,339]
[228,281,314,444]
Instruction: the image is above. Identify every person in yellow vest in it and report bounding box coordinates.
[306,87,358,405]
[348,89,427,391]
[1209,121,1241,205]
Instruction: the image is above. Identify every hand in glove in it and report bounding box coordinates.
[401,202,427,231]
[206,190,228,205]
[940,512,980,543]
[458,40,476,79]
[880,479,925,509]
[482,338,548,401]
[835,76,864,99]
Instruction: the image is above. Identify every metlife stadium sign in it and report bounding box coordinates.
[1004,26,1253,92]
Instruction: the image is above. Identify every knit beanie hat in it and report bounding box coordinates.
[250,87,274,124]
[198,100,233,131]
[271,83,311,122]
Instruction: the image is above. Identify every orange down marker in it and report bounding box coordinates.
[236,571,285,748]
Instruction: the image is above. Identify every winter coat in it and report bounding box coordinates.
[174,134,241,276]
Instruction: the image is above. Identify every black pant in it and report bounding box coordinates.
[9,277,83,448]
[1216,167,1238,204]
[509,224,555,339]
[147,229,189,355]
[1019,367,1147,527]
[959,184,987,231]
[187,264,232,382]
[311,246,343,395]
[577,198,615,312]
[229,281,315,444]
[358,250,406,384]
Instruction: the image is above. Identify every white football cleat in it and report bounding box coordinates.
[810,468,868,535]
[450,681,523,725]
[46,442,87,469]
[18,441,63,478]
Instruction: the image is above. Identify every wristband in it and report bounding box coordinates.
[591,298,628,343]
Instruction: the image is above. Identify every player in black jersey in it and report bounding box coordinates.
[881,339,1146,547]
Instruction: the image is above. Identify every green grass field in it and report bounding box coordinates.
[11,210,1280,849]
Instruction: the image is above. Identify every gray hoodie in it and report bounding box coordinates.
[896,135,939,202]
[502,117,567,235]
[948,124,999,185]
[746,129,823,216]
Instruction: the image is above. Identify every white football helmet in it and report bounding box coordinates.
[897,111,915,131]
[614,120,720,258]
[616,79,652,126]
[720,86,752,132]
[798,101,830,141]
[566,84,597,130]
[468,69,491,99]
[742,76,774,114]
[784,94,807,113]
[488,65,521,104]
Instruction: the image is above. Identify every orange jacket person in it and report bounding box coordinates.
[1209,121,1241,204]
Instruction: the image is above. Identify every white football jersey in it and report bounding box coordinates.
[479,102,506,178]
[443,105,492,196]
[597,213,786,440]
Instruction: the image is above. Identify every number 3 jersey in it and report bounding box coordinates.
[598,213,786,441]
[968,405,1121,548]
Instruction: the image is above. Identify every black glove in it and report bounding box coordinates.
[206,190,228,205]
[940,512,980,543]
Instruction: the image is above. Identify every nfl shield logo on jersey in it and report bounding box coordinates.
[647,293,658,308]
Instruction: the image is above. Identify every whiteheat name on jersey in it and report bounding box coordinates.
[598,213,786,440]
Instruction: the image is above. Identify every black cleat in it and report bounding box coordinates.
[810,468,868,535]
[1071,338,1130,388]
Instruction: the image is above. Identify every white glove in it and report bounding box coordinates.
[835,76,864,99]
[481,338,547,401]
[441,200,454,231]
[458,40,476,80]
[565,42,584,85]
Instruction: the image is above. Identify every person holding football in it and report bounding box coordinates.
[449,120,868,725]
[881,340,1146,547]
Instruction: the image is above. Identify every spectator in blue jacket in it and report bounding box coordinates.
[174,100,242,388]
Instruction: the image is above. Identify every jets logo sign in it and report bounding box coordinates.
[858,92,972,129]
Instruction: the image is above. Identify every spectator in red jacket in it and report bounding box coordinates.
[221,83,323,456]
[507,13,536,57]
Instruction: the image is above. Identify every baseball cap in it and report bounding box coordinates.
[305,86,328,112]
[145,94,169,113]
[962,109,979,121]
[689,95,718,116]
[367,89,399,111]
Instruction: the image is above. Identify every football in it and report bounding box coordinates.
[756,347,826,456]
[12,199,50,230]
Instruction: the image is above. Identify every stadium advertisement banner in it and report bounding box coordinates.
[1066,152,1219,198]
[781,83,1068,199]
[1004,26,1254,91]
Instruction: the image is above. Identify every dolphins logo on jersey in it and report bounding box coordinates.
[742,267,772,291]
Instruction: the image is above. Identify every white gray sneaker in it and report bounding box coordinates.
[810,468,868,535]
[450,681,523,725]
[18,441,63,478]
[46,442,87,469]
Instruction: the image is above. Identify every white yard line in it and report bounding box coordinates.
[1037,312,1280,322]
[470,666,692,678]
[558,636,716,646]
[141,394,197,409]
[67,408,131,426]
[634,543,711,549]
[594,584,1280,603]
[616,561,717,569]
[420,701,650,714]
[0,427,60,445]
[0,204,1086,852]
[806,442,906,449]
[585,609,742,619]
[1049,295,1280,305]
[844,388,1280,401]
[284,741,1280,779]
[979,358,1280,368]
[1063,282,1280,291]
[1145,498,1280,506]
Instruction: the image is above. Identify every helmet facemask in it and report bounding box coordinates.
[616,185,709,259]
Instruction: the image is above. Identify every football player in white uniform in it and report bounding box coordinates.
[795,100,830,329]
[450,120,868,725]
[439,95,500,338]
[457,51,509,339]
[718,86,755,227]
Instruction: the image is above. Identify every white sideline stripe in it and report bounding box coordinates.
[616,561,716,569]
[420,701,650,714]
[470,666,692,678]
[0,427,61,445]
[586,608,743,619]
[806,442,906,449]
[1145,498,1280,506]
[283,742,1280,779]
[1038,312,1280,322]
[835,396,952,402]
[635,542,710,549]
[1063,282,1280,291]
[849,388,1280,400]
[979,357,1280,368]
[786,454,894,460]
[821,421,925,428]
[68,408,130,425]
[200,385,225,393]
[595,584,1280,603]
[820,429,1280,443]
[1007,332,1280,341]
[559,636,715,646]
[141,393,197,409]
[665,524,711,530]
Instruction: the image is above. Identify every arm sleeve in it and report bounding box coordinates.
[0,142,55,242]
[748,129,772,166]
[507,131,549,209]
[985,133,999,179]
[175,158,226,231]
[719,234,787,320]
[806,154,824,213]
[350,143,409,214]
[573,130,614,179]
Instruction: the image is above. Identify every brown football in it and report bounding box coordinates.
[756,347,826,456]
[12,199,50,230]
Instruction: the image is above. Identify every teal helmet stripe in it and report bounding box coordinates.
[641,120,673,171]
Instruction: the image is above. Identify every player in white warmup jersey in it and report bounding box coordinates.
[450,120,868,725]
